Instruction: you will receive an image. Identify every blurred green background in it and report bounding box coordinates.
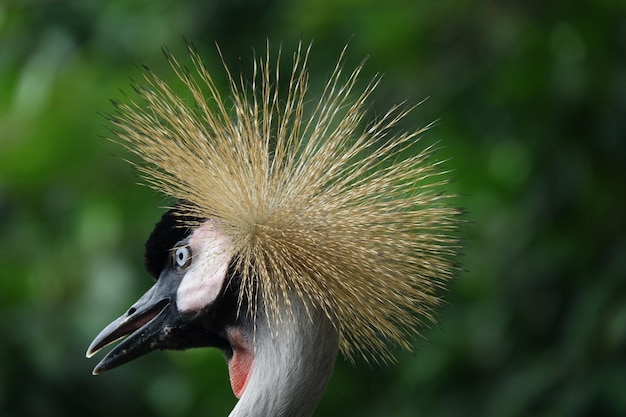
[1,1,625,416]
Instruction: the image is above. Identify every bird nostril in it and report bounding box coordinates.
[127,307,137,316]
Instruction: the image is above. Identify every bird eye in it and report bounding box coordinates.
[173,246,192,270]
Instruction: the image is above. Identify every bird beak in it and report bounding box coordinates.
[86,281,176,375]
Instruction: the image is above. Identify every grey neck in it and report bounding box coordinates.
[229,298,339,417]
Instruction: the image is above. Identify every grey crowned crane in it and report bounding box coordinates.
[86,43,462,417]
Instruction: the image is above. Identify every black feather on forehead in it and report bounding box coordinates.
[144,204,202,279]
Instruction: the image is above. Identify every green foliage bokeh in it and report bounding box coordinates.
[1,1,625,416]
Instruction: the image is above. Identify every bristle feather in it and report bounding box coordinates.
[109,42,462,363]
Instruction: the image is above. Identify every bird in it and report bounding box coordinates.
[86,42,462,417]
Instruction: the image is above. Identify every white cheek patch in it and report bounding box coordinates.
[176,221,234,313]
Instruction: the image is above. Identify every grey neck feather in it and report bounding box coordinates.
[229,296,339,417]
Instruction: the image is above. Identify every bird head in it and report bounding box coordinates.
[86,42,462,413]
